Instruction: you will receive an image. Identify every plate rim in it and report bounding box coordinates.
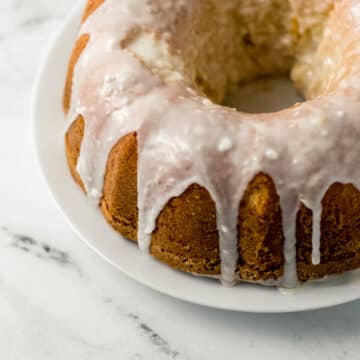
[31,0,360,313]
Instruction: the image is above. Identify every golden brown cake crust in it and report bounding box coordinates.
[63,35,89,113]
[82,0,105,22]
[65,116,360,282]
[63,0,360,284]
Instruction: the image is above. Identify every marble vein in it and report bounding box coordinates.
[1,227,82,275]
[127,313,180,359]
[18,15,53,29]
[70,335,114,353]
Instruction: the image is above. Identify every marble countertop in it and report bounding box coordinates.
[1,0,359,358]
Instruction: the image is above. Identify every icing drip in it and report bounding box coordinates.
[74,51,162,203]
[311,205,322,265]
[67,0,360,287]
[278,190,299,288]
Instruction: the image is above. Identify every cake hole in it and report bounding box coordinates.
[223,75,304,114]
[124,2,338,112]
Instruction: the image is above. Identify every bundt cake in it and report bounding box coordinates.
[64,0,360,288]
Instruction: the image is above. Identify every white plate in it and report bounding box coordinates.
[32,2,360,313]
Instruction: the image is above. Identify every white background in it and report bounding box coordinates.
[0,0,359,358]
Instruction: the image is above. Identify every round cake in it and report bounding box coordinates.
[64,0,360,287]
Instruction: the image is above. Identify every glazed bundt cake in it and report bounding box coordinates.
[64,0,360,287]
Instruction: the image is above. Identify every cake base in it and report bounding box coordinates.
[66,115,360,283]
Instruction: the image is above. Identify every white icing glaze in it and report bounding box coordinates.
[67,0,360,287]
